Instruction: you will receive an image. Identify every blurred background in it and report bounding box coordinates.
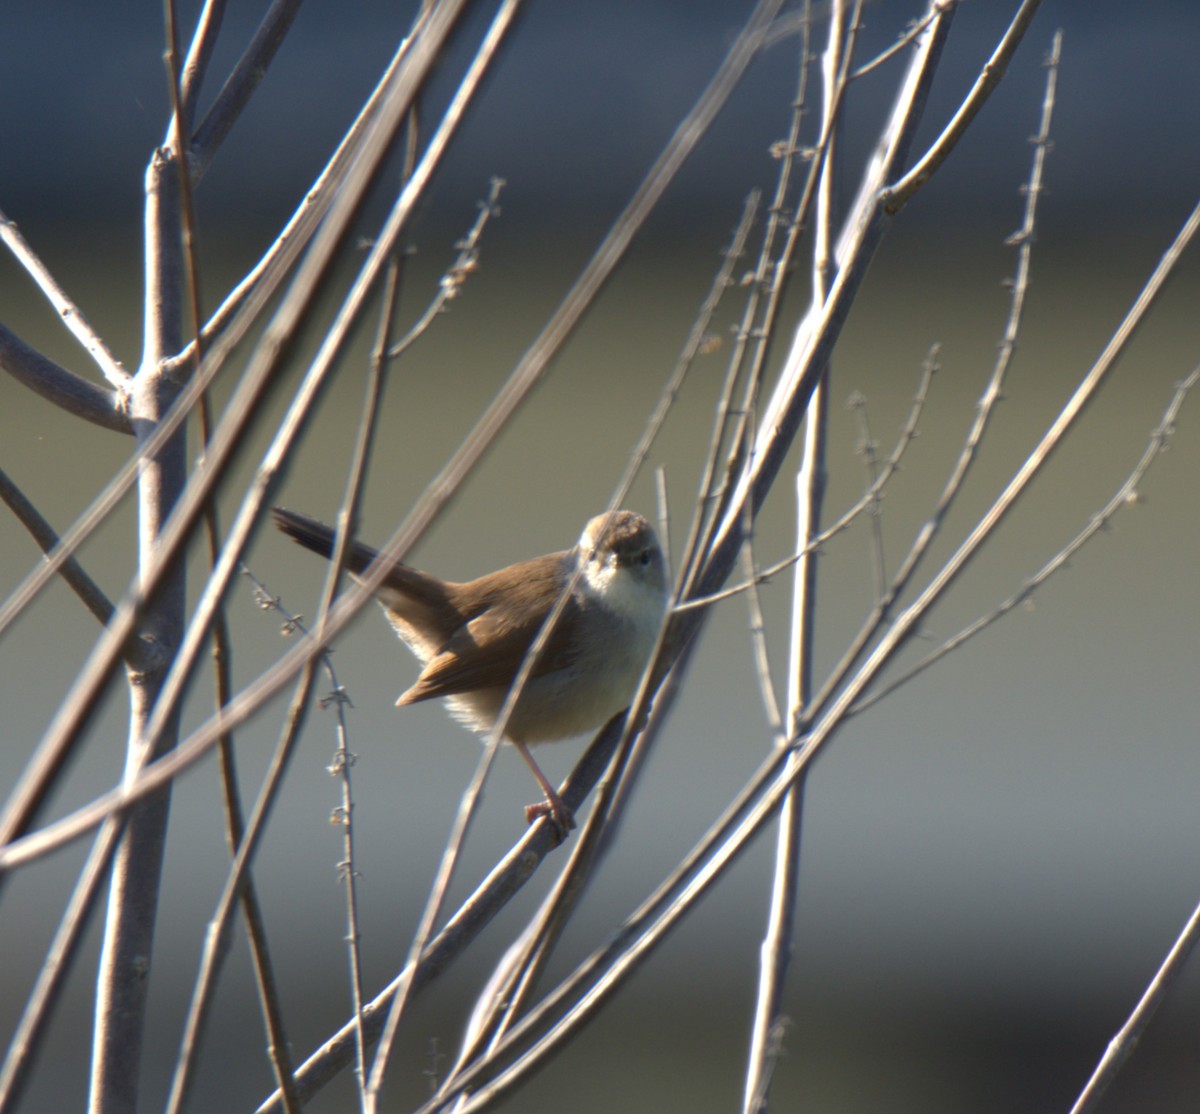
[1,1,1199,1111]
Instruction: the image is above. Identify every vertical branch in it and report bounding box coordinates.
[88,146,187,1114]
[804,25,1060,727]
[163,2,303,1107]
[341,256,405,1113]
[0,3,468,861]
[743,3,852,1109]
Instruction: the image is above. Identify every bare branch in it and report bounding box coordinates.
[850,391,887,598]
[0,466,116,628]
[177,0,227,129]
[742,529,785,738]
[0,820,125,1110]
[675,346,938,615]
[161,9,302,1110]
[745,4,843,1104]
[189,0,306,176]
[338,255,407,1114]
[0,0,478,855]
[883,0,1044,211]
[86,52,199,1099]
[164,26,421,375]
[849,4,944,81]
[851,364,1200,715]
[805,29,1060,726]
[0,323,131,434]
[0,208,130,389]
[677,0,852,591]
[1069,838,1200,1112]
[385,176,506,362]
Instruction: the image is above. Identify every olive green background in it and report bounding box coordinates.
[2,3,1199,1111]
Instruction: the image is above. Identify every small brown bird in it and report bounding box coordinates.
[272,507,668,835]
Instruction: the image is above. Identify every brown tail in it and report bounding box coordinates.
[271,507,461,636]
[271,507,380,576]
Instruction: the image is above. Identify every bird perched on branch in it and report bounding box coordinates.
[272,507,668,837]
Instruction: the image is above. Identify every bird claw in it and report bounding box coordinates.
[524,797,576,843]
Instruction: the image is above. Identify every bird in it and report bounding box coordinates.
[271,506,669,836]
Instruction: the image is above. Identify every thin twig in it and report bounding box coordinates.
[189,0,306,177]
[804,29,1060,727]
[654,466,671,577]
[0,823,122,1111]
[883,0,1043,211]
[165,25,419,376]
[745,5,836,1104]
[852,363,1199,715]
[849,4,944,81]
[386,176,506,362]
[674,194,764,591]
[850,392,888,598]
[0,209,130,389]
[164,569,350,1114]
[675,344,937,614]
[0,467,116,629]
[340,253,408,1114]
[1069,852,1200,1112]
[741,530,785,738]
[166,674,319,1114]
[177,0,226,130]
[680,0,863,596]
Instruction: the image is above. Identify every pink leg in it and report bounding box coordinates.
[511,740,575,841]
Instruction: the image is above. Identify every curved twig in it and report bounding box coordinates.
[0,323,130,434]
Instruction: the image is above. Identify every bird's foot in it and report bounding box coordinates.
[524,793,576,843]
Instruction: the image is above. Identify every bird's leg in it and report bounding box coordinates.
[511,740,575,842]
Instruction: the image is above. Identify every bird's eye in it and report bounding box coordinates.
[639,549,652,566]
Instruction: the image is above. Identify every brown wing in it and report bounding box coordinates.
[397,595,582,705]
